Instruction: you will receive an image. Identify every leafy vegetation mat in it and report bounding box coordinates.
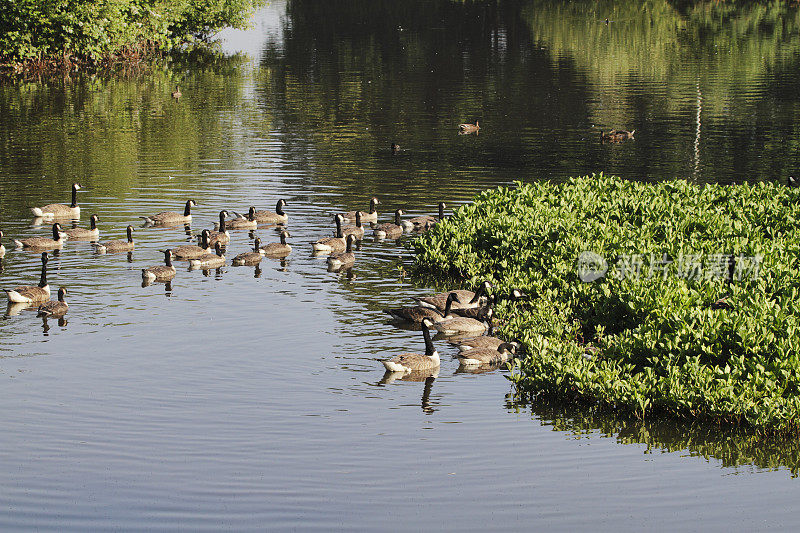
[412,176,800,434]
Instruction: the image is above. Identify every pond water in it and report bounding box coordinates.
[1,0,800,530]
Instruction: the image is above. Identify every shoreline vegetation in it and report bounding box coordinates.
[0,0,262,76]
[412,176,800,436]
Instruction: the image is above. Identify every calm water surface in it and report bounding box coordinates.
[1,1,800,530]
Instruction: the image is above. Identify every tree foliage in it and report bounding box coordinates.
[0,0,260,66]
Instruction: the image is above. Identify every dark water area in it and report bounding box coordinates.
[1,0,800,530]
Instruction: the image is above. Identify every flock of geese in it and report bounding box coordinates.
[2,181,527,375]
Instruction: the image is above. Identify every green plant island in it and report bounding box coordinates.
[412,175,800,435]
[0,0,262,73]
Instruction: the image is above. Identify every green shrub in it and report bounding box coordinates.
[0,0,260,65]
[412,175,800,434]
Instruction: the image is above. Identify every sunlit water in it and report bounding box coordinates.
[1,1,799,530]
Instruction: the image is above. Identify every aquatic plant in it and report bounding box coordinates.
[412,175,800,434]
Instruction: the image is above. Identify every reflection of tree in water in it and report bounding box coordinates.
[508,395,800,476]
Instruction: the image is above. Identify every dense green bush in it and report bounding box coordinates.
[412,175,800,434]
[0,0,259,66]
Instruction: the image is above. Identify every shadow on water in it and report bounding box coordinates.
[508,395,800,477]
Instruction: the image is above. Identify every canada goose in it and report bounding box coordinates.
[172,86,182,99]
[457,342,517,366]
[382,318,440,372]
[600,129,635,142]
[373,209,405,239]
[30,182,81,219]
[261,230,292,257]
[142,249,177,282]
[64,214,100,241]
[384,303,444,323]
[14,223,67,250]
[431,304,491,335]
[255,199,288,224]
[172,229,211,260]
[0,230,5,258]
[233,238,265,266]
[189,242,225,269]
[141,199,196,226]
[93,225,135,254]
[452,326,510,352]
[341,210,364,239]
[37,287,68,318]
[790,176,798,188]
[452,294,494,318]
[228,207,259,230]
[313,214,346,253]
[415,280,493,311]
[342,197,379,223]
[205,210,231,246]
[327,234,357,269]
[459,121,480,134]
[5,252,50,303]
[404,202,446,231]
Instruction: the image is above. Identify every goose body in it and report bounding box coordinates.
[255,199,288,224]
[600,129,635,142]
[327,234,357,269]
[384,304,443,323]
[341,210,365,239]
[228,207,259,230]
[14,223,67,250]
[373,209,405,239]
[452,295,494,318]
[141,199,196,226]
[452,325,506,351]
[5,252,50,303]
[342,197,379,223]
[459,121,480,134]
[37,287,68,318]
[0,230,5,257]
[404,202,446,231]
[431,306,492,336]
[790,176,798,188]
[64,214,100,241]
[93,225,135,254]
[30,182,81,219]
[382,318,440,372]
[457,342,517,366]
[260,230,292,257]
[142,250,177,282]
[189,242,225,269]
[415,281,492,311]
[233,238,265,266]
[172,229,211,260]
[313,215,346,252]
[205,210,231,246]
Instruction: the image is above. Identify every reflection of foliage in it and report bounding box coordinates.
[0,52,269,204]
[523,0,800,111]
[509,396,800,476]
